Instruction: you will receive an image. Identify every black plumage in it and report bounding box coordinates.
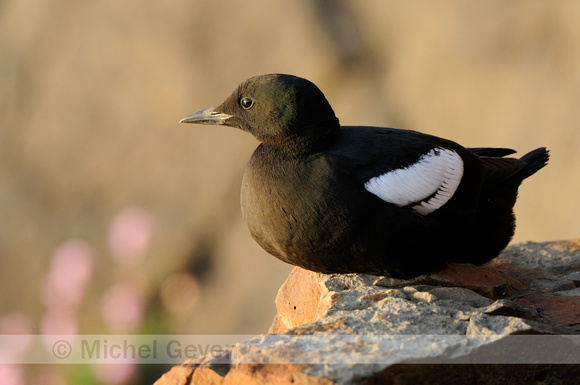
[180,74,549,278]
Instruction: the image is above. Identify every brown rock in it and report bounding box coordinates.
[269,267,323,333]
[154,364,196,385]
[268,315,286,335]
[429,263,526,299]
[515,295,580,327]
[486,259,548,280]
[220,364,328,385]
[190,366,225,385]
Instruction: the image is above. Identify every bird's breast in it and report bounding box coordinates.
[240,149,360,265]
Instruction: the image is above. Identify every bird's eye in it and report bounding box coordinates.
[240,97,254,110]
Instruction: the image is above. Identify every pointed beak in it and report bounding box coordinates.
[179,107,232,125]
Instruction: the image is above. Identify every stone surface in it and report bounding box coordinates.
[155,240,580,384]
[270,267,324,334]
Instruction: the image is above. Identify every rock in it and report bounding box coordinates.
[270,267,325,334]
[154,241,580,385]
[156,364,196,385]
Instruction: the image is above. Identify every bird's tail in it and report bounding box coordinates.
[518,147,549,180]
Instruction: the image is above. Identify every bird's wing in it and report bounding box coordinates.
[332,127,469,216]
[362,147,464,215]
[467,147,525,187]
[468,147,516,157]
[478,157,526,187]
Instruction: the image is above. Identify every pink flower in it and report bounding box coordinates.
[42,240,94,311]
[40,311,78,335]
[0,364,24,385]
[100,284,145,333]
[0,313,34,359]
[108,207,157,265]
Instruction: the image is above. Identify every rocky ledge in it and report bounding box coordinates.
[155,241,580,385]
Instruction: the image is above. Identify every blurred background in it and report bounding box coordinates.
[1,0,579,383]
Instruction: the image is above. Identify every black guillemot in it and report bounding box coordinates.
[180,74,549,278]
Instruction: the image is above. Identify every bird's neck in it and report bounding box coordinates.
[281,116,342,154]
[286,128,341,155]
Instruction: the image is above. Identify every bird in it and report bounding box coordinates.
[180,74,549,278]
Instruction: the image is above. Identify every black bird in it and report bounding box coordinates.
[180,74,548,278]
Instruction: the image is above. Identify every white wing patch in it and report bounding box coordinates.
[364,147,464,215]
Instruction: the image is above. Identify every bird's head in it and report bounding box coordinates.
[180,74,340,152]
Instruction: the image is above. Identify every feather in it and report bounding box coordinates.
[364,147,464,215]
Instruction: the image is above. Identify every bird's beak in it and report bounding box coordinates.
[179,107,232,125]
